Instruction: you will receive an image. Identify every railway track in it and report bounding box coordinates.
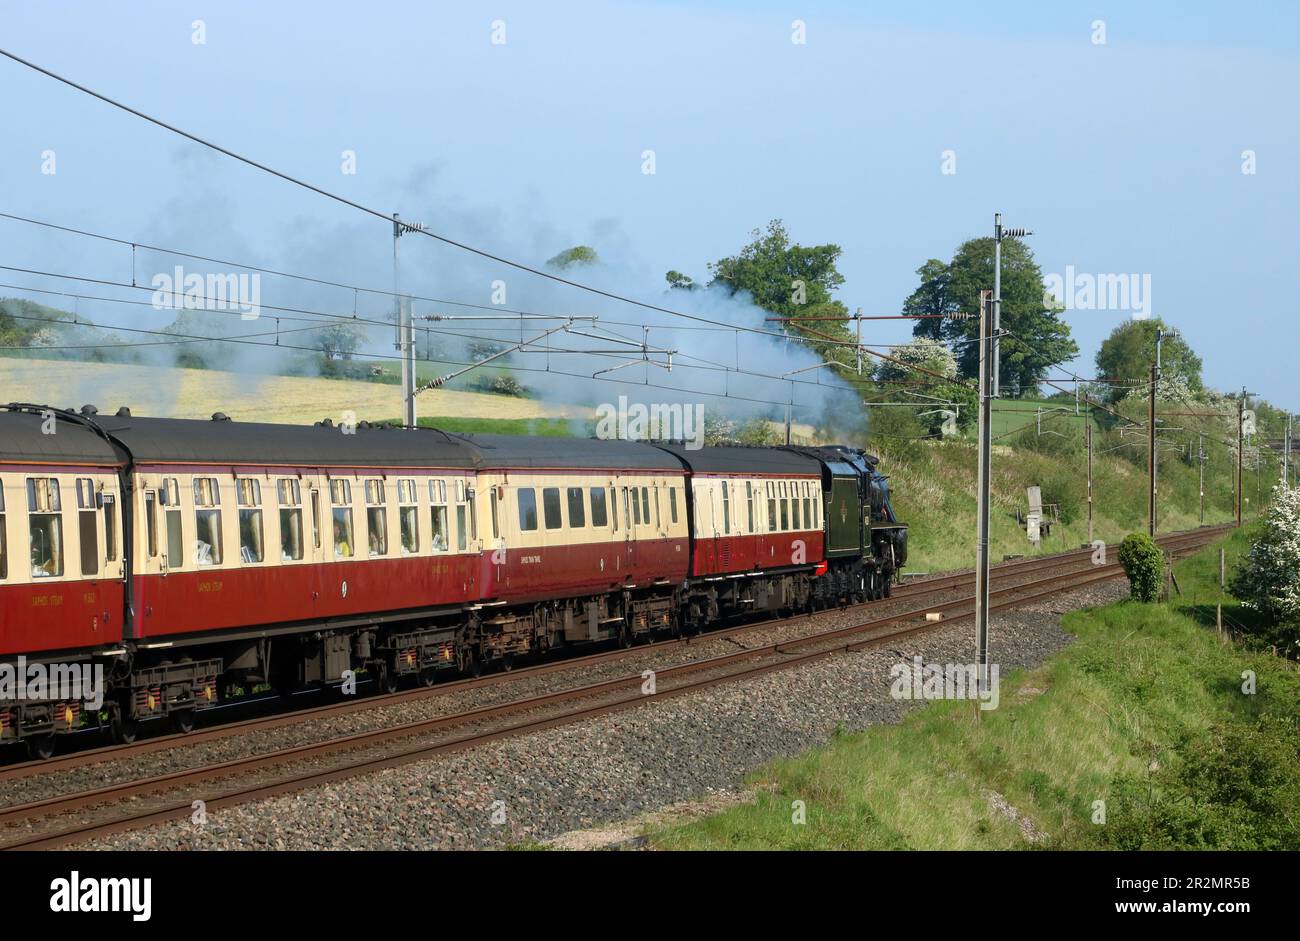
[0,524,1232,784]
[0,524,1228,850]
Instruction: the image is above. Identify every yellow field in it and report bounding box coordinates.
[0,360,592,425]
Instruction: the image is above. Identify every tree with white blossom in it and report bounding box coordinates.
[1230,485,1300,655]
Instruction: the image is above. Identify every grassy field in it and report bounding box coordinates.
[981,396,1105,442]
[409,416,578,437]
[0,359,592,425]
[650,527,1300,850]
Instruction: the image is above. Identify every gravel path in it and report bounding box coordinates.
[76,579,1126,850]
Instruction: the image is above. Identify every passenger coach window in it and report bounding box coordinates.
[517,488,538,532]
[237,479,264,563]
[767,482,777,531]
[721,482,731,534]
[670,487,679,525]
[745,482,753,532]
[144,492,158,558]
[542,488,562,530]
[161,478,183,569]
[27,477,63,578]
[277,480,304,561]
[330,479,354,558]
[310,489,321,550]
[430,480,449,549]
[567,488,586,528]
[76,478,98,576]
[397,480,418,555]
[103,494,117,563]
[451,480,472,550]
[640,487,650,526]
[364,480,387,556]
[589,488,608,527]
[792,488,802,530]
[610,487,619,530]
[192,477,223,565]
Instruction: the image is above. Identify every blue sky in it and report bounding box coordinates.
[2,0,1297,413]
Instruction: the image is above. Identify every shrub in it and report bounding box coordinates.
[1118,532,1164,602]
[466,373,527,397]
[1010,423,1084,458]
[1096,717,1300,850]
[1229,486,1300,656]
[866,406,930,464]
[1039,469,1081,525]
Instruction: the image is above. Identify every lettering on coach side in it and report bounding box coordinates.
[520,555,542,565]
[31,594,64,607]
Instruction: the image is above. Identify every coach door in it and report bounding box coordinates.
[620,483,635,576]
[71,475,125,641]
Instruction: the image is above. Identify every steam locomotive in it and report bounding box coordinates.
[0,403,906,757]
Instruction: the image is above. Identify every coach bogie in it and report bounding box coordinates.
[123,658,222,723]
[383,623,458,680]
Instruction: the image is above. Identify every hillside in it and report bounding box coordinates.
[0,359,592,426]
[878,431,1240,573]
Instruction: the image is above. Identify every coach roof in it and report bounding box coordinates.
[453,434,683,470]
[651,443,824,476]
[95,414,478,468]
[0,409,124,465]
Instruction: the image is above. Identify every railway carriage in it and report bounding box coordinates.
[451,435,693,665]
[0,404,907,758]
[0,411,128,746]
[651,443,828,626]
[106,414,483,712]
